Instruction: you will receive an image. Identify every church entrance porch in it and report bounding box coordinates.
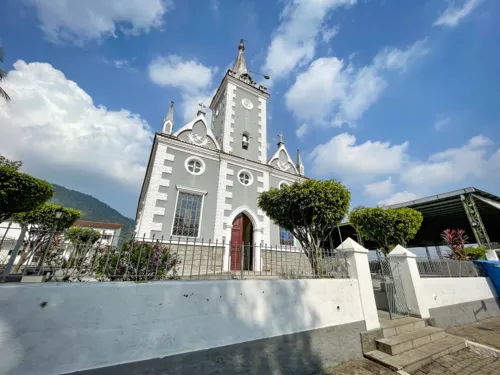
[230,213,253,271]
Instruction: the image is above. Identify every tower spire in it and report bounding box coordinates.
[296,149,305,176]
[162,101,174,134]
[232,39,250,79]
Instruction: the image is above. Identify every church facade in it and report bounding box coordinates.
[135,40,306,272]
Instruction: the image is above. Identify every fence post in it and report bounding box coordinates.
[1,225,27,282]
[337,238,380,331]
[388,245,430,319]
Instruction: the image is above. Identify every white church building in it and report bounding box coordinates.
[135,40,306,271]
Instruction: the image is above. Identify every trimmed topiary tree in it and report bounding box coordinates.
[349,206,423,255]
[0,166,54,223]
[258,179,351,276]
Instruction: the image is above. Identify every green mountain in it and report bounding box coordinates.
[49,184,135,235]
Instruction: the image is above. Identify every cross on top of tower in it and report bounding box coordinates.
[277,133,284,144]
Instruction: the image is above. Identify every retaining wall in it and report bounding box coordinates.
[0,279,365,375]
[422,277,500,328]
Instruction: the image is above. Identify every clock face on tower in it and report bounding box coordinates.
[241,98,253,110]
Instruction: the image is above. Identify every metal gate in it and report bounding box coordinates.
[371,252,410,319]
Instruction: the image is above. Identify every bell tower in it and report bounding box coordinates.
[210,40,270,164]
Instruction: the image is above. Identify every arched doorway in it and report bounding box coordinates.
[230,213,253,271]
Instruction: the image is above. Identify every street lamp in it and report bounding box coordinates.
[249,70,270,80]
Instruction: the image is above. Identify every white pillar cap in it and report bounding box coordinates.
[336,237,368,254]
[388,245,416,258]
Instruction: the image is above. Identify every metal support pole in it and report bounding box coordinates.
[461,194,491,249]
[0,221,12,249]
[425,246,431,261]
[2,226,27,282]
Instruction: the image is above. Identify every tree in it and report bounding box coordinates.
[349,206,423,255]
[0,154,22,170]
[0,47,10,101]
[258,179,351,275]
[12,204,80,272]
[66,227,101,245]
[0,166,55,223]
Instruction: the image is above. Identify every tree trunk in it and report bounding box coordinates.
[307,244,322,277]
[13,252,27,273]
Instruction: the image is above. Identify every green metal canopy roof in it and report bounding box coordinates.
[332,187,500,249]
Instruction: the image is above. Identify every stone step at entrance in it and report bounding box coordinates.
[365,314,466,373]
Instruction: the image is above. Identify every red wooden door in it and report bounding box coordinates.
[230,215,243,271]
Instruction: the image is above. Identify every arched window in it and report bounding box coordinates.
[242,132,249,150]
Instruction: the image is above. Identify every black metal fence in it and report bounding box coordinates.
[416,258,484,278]
[0,226,349,282]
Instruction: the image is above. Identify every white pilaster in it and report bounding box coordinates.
[258,97,267,163]
[222,83,236,153]
[136,144,173,238]
[337,238,380,331]
[388,245,430,319]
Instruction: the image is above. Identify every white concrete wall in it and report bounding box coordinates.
[422,277,498,309]
[0,279,364,375]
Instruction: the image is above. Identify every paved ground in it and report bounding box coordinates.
[312,359,398,375]
[446,316,500,350]
[412,348,500,375]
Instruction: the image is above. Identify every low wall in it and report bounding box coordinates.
[422,277,500,328]
[0,279,365,375]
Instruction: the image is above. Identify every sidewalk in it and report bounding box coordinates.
[446,316,500,350]
[312,359,398,375]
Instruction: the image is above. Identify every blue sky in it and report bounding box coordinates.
[0,0,499,219]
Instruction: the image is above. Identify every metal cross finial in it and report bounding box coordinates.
[278,133,284,143]
[198,102,206,110]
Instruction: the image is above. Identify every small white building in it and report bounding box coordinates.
[72,220,123,247]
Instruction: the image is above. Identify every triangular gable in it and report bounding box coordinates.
[173,114,221,150]
[268,143,299,174]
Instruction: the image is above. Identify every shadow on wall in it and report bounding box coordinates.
[0,279,364,375]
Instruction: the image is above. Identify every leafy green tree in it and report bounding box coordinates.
[0,166,55,223]
[349,206,423,255]
[66,227,101,245]
[12,204,80,272]
[0,47,10,101]
[0,154,22,170]
[258,179,351,275]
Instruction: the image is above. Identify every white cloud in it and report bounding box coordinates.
[285,39,428,126]
[148,56,218,122]
[296,123,308,138]
[401,135,498,188]
[364,177,395,198]
[434,116,450,131]
[30,0,171,45]
[263,0,357,80]
[148,56,217,93]
[0,60,152,193]
[321,25,340,43]
[378,191,418,207]
[434,0,481,27]
[309,133,409,179]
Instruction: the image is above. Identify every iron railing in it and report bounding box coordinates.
[416,258,484,278]
[0,227,349,282]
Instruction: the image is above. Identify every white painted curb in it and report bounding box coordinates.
[466,340,500,358]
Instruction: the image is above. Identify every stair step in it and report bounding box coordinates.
[366,334,466,372]
[379,317,426,338]
[376,327,446,355]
